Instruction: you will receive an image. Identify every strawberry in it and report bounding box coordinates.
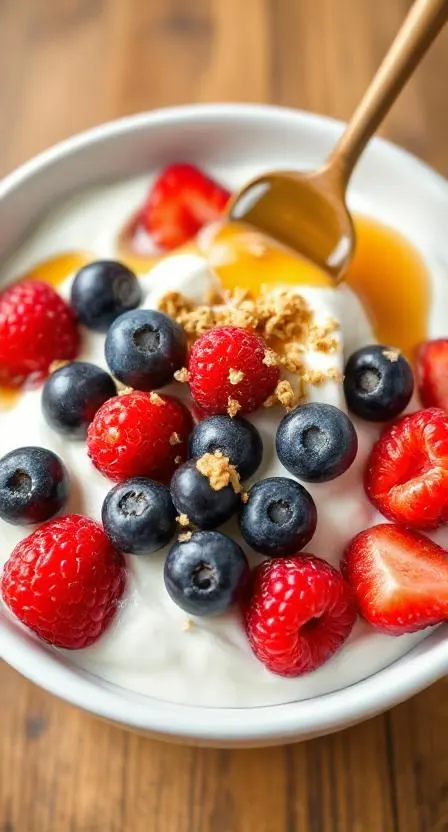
[416,339,448,412]
[365,408,448,530]
[343,523,448,634]
[141,163,230,250]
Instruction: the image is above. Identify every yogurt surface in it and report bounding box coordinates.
[0,174,447,707]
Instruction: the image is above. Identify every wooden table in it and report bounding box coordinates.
[1,1,448,830]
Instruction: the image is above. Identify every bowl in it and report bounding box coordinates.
[1,104,448,747]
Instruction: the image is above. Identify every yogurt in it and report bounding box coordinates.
[0,175,445,707]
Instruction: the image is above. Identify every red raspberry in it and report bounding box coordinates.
[1,514,126,649]
[243,555,357,677]
[87,391,193,482]
[188,327,280,415]
[0,280,79,387]
[415,339,448,411]
[365,407,448,529]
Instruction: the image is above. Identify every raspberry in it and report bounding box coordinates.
[243,555,357,677]
[0,280,79,387]
[1,514,126,649]
[87,391,193,482]
[188,327,280,415]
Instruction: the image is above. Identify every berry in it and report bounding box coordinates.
[243,556,356,677]
[276,403,358,483]
[343,523,448,634]
[188,327,279,415]
[105,309,187,391]
[141,163,230,250]
[1,514,126,649]
[42,361,117,438]
[416,339,448,411]
[189,415,263,481]
[0,280,79,387]
[70,260,142,332]
[170,458,240,529]
[365,407,448,530]
[239,477,317,557]
[344,344,414,422]
[102,478,176,555]
[87,391,192,483]
[0,446,70,525]
[164,530,249,616]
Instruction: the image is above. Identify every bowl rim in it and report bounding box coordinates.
[1,103,448,744]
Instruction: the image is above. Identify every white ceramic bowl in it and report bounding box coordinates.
[1,104,448,747]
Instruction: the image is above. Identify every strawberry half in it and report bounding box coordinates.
[141,163,231,250]
[343,523,448,634]
[416,339,448,412]
[365,407,448,530]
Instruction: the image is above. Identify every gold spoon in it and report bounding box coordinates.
[228,0,448,281]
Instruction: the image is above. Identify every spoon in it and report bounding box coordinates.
[228,0,448,281]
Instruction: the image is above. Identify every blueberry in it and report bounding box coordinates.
[102,477,176,554]
[164,530,249,616]
[276,403,358,483]
[42,361,117,439]
[105,309,188,391]
[0,446,70,525]
[239,477,317,557]
[189,415,263,481]
[170,459,240,529]
[70,260,142,332]
[344,344,414,422]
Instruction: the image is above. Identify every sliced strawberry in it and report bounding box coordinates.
[416,339,448,411]
[141,163,231,250]
[365,408,448,530]
[343,523,448,634]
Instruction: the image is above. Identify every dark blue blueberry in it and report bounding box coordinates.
[170,459,240,529]
[343,344,414,422]
[102,477,176,554]
[70,260,142,332]
[42,361,117,439]
[239,476,317,557]
[105,308,187,391]
[189,415,263,481]
[164,530,249,616]
[276,403,358,483]
[0,446,70,525]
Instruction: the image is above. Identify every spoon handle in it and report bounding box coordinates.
[326,0,448,189]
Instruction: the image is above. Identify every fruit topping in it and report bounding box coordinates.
[365,407,448,529]
[102,477,176,555]
[170,454,241,530]
[164,530,249,616]
[87,390,192,483]
[0,446,70,525]
[0,280,79,387]
[415,338,448,412]
[243,555,357,677]
[276,402,358,483]
[70,260,142,332]
[42,361,117,438]
[239,476,317,557]
[141,163,230,250]
[105,309,187,391]
[188,414,263,481]
[344,344,414,421]
[1,514,126,648]
[188,326,279,416]
[343,523,448,634]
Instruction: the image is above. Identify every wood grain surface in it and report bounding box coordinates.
[1,1,448,830]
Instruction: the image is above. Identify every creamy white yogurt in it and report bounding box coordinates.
[0,176,446,707]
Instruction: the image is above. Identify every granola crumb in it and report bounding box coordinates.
[149,392,165,406]
[174,455,182,465]
[275,380,296,410]
[228,368,245,385]
[227,397,242,418]
[383,348,400,363]
[49,360,69,373]
[182,617,194,630]
[174,367,190,383]
[263,348,278,367]
[179,531,193,543]
[303,368,344,386]
[158,291,194,319]
[203,287,225,306]
[169,432,182,446]
[176,514,190,527]
[196,452,241,493]
[117,385,134,396]
[241,491,249,504]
